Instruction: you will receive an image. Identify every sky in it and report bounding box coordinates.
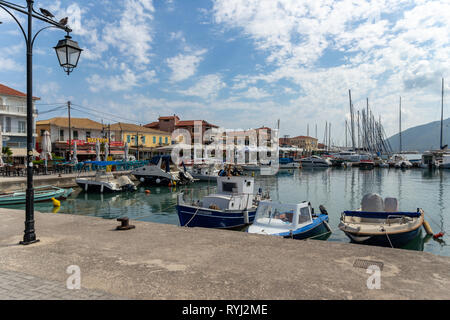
[0,0,449,145]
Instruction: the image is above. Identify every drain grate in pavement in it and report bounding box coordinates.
[353,259,384,271]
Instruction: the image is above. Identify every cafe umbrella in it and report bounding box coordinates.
[41,131,52,174]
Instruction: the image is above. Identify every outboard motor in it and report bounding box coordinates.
[319,205,328,215]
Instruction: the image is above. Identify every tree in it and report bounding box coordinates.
[2,146,13,163]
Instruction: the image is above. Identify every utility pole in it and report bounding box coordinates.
[68,101,71,161]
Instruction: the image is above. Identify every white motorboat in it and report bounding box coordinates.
[439,154,450,169]
[132,155,194,186]
[300,156,331,167]
[187,163,222,181]
[76,171,136,193]
[394,159,413,169]
[279,158,301,169]
[247,201,330,240]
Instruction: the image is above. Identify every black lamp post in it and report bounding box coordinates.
[0,0,82,245]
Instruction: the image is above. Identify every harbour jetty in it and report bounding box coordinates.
[1,208,449,299]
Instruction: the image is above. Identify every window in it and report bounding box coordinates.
[73,131,78,140]
[153,136,156,143]
[18,121,26,133]
[40,129,45,136]
[127,135,131,143]
[165,137,168,144]
[222,182,237,193]
[159,136,162,144]
[60,129,64,141]
[86,131,91,138]
[5,117,11,132]
[141,136,145,144]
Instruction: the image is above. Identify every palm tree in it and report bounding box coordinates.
[2,146,12,163]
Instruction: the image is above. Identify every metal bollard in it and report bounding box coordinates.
[116,217,136,231]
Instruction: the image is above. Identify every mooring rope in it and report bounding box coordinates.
[183,207,200,227]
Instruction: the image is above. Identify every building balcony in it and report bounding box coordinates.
[0,105,38,116]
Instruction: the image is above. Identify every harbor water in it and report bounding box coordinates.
[6,167,449,257]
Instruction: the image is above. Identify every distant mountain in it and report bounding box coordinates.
[387,118,450,152]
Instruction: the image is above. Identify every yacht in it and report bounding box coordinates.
[300,156,331,168]
[76,171,136,193]
[132,155,194,186]
[279,158,301,169]
[187,163,222,181]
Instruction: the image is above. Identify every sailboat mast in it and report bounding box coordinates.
[441,78,444,149]
[399,96,402,153]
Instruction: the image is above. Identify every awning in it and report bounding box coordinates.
[10,148,40,157]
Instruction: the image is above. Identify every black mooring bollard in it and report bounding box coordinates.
[116,217,135,231]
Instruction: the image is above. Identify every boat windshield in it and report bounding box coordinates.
[255,202,303,228]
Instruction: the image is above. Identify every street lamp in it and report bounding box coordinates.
[54,34,83,75]
[0,0,82,245]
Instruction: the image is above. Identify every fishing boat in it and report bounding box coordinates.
[176,175,269,229]
[76,171,136,193]
[339,193,424,247]
[132,155,194,186]
[0,185,73,205]
[247,200,330,240]
[300,156,331,168]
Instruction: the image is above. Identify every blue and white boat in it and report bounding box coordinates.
[176,175,268,229]
[247,201,330,240]
[339,194,424,247]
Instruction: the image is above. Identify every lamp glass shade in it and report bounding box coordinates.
[54,36,83,74]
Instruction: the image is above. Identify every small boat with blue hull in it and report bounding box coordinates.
[0,185,73,205]
[247,201,331,240]
[339,193,425,248]
[176,175,268,229]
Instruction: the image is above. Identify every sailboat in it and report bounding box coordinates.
[421,78,449,169]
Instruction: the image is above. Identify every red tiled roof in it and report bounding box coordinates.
[159,115,180,120]
[0,83,40,100]
[176,120,218,128]
[144,121,159,128]
[290,135,317,140]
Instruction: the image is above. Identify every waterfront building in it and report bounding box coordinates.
[0,83,39,163]
[36,117,110,160]
[280,135,318,153]
[110,122,171,160]
[144,115,218,145]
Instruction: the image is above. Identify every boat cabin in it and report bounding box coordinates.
[201,176,255,211]
[252,201,312,234]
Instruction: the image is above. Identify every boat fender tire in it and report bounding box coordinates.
[319,205,328,215]
[243,211,249,225]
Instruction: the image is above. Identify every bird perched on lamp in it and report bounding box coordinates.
[58,17,68,26]
[39,8,55,19]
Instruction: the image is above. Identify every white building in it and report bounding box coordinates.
[0,83,39,163]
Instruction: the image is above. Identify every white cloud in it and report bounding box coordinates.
[212,0,450,137]
[241,87,271,99]
[87,64,157,92]
[166,49,207,82]
[102,0,155,65]
[178,74,226,100]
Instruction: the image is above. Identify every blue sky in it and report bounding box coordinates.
[0,0,449,145]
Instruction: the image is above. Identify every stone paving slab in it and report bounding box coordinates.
[0,269,121,300]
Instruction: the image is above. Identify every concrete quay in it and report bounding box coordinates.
[0,208,449,300]
[0,170,135,192]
